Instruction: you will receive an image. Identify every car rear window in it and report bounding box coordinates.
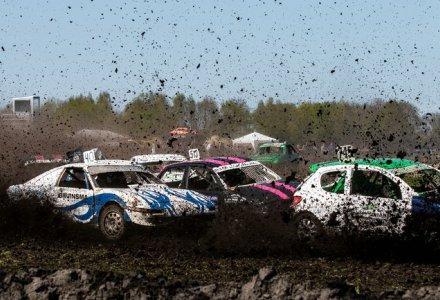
[217,164,279,188]
[398,168,439,194]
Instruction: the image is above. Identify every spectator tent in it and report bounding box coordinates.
[232,132,278,150]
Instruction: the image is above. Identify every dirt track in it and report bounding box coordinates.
[4,266,440,299]
[3,233,440,298]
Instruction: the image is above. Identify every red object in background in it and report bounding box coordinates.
[169,127,197,137]
[52,154,64,162]
[34,155,45,162]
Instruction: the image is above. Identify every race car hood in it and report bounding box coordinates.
[126,185,217,217]
[235,180,298,202]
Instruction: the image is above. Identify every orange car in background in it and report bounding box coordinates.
[169,127,197,137]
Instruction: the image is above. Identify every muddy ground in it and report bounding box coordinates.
[2,195,440,298]
[2,181,440,299]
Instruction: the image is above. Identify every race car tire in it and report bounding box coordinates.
[292,211,325,242]
[99,204,126,240]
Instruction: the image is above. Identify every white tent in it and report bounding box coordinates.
[232,131,278,150]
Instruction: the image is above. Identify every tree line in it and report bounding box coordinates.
[30,91,438,156]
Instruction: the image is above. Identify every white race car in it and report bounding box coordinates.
[291,158,440,239]
[7,160,216,240]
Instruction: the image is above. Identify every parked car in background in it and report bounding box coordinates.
[131,154,186,175]
[252,142,301,167]
[169,127,197,137]
[7,160,216,240]
[158,156,299,214]
[291,158,440,239]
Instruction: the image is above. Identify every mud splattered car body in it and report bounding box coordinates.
[158,157,298,212]
[131,154,186,175]
[7,160,216,239]
[292,158,440,236]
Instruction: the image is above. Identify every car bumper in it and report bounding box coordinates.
[126,209,216,226]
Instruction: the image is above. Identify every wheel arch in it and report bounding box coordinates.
[292,209,317,219]
[291,210,326,240]
[95,198,130,223]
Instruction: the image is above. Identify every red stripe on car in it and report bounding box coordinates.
[274,181,296,193]
[204,159,229,166]
[253,184,289,200]
[225,157,246,163]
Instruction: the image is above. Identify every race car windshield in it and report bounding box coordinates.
[398,168,440,194]
[217,164,278,188]
[93,171,161,188]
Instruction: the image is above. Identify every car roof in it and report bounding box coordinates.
[87,164,146,174]
[62,159,133,169]
[131,154,186,164]
[309,158,425,173]
[164,156,250,168]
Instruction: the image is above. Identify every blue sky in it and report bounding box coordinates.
[0,0,439,113]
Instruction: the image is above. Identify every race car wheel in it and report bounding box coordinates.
[99,204,125,240]
[293,212,325,242]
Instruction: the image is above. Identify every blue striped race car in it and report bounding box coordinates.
[7,160,216,239]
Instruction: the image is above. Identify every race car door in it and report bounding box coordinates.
[314,166,351,219]
[54,167,96,223]
[348,167,406,234]
[305,167,350,227]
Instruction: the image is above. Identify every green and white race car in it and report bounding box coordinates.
[291,158,440,238]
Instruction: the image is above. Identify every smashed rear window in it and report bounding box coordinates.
[217,164,279,188]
